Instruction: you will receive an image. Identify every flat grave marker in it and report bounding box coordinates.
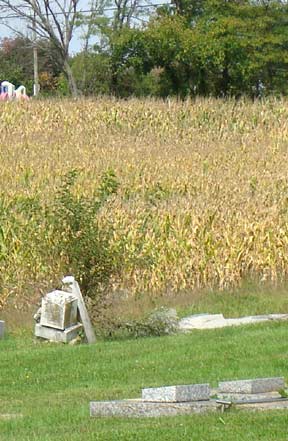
[218,377,285,394]
[142,384,210,402]
[90,399,216,418]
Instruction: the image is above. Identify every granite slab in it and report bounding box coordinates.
[90,399,217,418]
[142,384,210,402]
[218,377,285,394]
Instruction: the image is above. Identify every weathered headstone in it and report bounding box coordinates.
[40,290,78,330]
[142,384,210,402]
[218,377,285,394]
[0,320,5,339]
[35,288,83,343]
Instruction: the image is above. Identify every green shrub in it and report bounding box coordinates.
[104,307,179,339]
[47,168,121,302]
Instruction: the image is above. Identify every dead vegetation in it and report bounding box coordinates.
[0,97,288,311]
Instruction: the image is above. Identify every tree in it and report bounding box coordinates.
[75,0,153,95]
[0,36,62,94]
[109,0,288,98]
[0,0,81,96]
[112,0,142,30]
[71,52,112,94]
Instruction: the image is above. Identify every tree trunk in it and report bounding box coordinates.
[64,59,78,97]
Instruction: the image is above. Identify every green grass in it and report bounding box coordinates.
[110,280,288,329]
[177,281,288,318]
[0,321,288,440]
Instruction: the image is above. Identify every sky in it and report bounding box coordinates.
[0,3,95,54]
[0,0,167,54]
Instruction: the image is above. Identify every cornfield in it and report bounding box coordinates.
[1,97,288,309]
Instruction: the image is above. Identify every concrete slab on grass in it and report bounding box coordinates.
[215,391,282,402]
[179,313,288,331]
[90,399,217,418]
[218,377,285,394]
[236,400,288,411]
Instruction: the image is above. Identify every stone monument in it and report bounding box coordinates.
[35,289,83,343]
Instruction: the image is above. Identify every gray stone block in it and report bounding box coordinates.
[35,322,83,343]
[90,399,217,418]
[0,320,4,338]
[235,400,288,412]
[40,290,78,330]
[216,391,283,404]
[142,384,210,402]
[218,377,285,394]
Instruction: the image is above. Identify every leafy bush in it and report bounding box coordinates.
[106,307,179,339]
[47,168,121,303]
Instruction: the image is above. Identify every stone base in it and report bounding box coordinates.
[236,399,288,411]
[216,391,282,402]
[0,320,5,339]
[35,322,83,343]
[90,396,288,418]
[90,399,217,418]
[218,377,285,394]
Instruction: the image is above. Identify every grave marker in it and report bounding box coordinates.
[90,399,216,418]
[142,383,210,402]
[34,276,95,344]
[218,377,285,394]
[40,290,78,330]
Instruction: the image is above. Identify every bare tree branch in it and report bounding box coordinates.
[0,0,81,95]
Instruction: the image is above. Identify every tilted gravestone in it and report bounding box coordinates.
[40,290,78,330]
[35,289,82,343]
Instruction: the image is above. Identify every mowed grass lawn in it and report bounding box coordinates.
[0,321,288,441]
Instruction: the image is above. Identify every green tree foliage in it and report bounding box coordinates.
[1,0,287,98]
[0,37,33,91]
[109,0,288,98]
[0,37,63,95]
[72,52,112,95]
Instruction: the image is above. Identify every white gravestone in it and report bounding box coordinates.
[40,290,78,330]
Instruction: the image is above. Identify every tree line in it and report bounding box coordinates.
[0,0,287,98]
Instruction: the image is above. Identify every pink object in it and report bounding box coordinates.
[0,82,30,101]
[19,94,29,100]
[0,92,8,101]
